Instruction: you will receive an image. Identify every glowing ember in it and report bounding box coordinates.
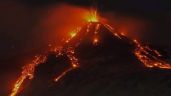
[93,37,98,45]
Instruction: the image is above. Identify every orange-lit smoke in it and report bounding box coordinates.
[34,4,100,47]
[102,13,148,39]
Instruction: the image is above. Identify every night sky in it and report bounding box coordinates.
[0,0,171,96]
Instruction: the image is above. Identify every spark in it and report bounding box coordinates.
[93,37,98,45]
[103,23,171,70]
[86,9,99,22]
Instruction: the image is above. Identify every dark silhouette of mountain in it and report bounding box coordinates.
[21,22,171,96]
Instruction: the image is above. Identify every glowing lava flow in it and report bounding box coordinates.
[54,47,79,82]
[10,55,47,96]
[102,23,171,70]
[93,23,100,45]
[133,39,171,69]
[54,9,101,82]
[10,9,171,96]
[10,25,81,96]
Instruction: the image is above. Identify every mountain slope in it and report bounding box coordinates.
[21,22,171,96]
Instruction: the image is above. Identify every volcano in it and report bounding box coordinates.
[10,21,171,96]
[10,22,171,96]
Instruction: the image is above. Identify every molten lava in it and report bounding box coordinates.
[10,55,47,96]
[134,39,171,69]
[54,47,79,82]
[52,28,80,83]
[10,9,171,96]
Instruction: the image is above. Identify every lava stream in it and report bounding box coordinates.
[103,23,171,70]
[10,55,47,96]
[54,47,79,82]
[133,39,171,69]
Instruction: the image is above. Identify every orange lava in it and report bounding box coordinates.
[54,49,78,83]
[54,47,79,82]
[10,55,47,96]
[134,39,171,69]
[104,22,171,70]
